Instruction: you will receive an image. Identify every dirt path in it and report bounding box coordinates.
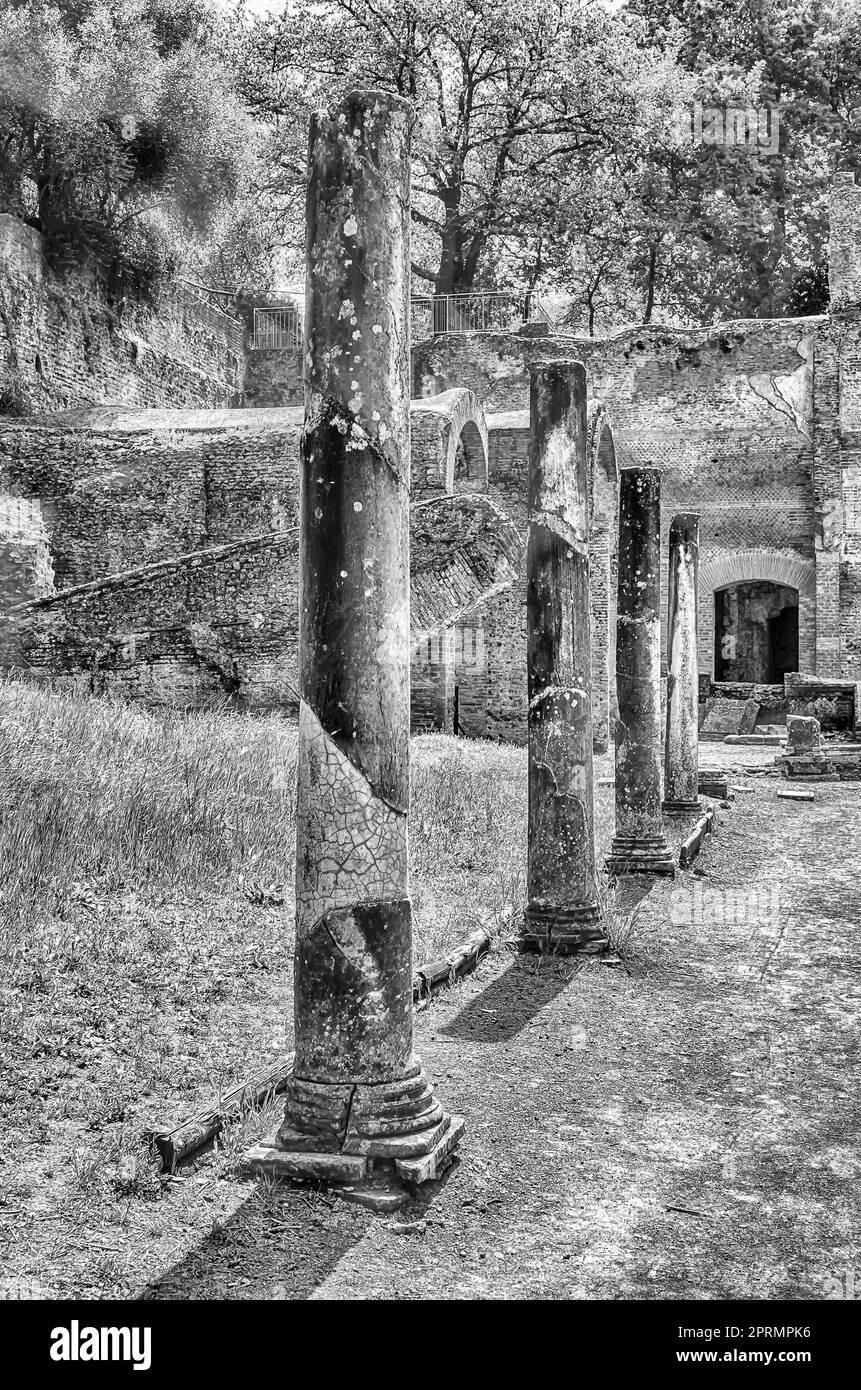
[141,764,860,1301]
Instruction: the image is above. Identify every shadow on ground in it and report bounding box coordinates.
[440,955,582,1042]
[139,1183,372,1301]
[139,1159,463,1301]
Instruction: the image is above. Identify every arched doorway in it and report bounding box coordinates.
[714,581,799,682]
[699,549,816,679]
[453,420,487,493]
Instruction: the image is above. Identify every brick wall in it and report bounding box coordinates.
[0,397,521,720]
[0,407,303,588]
[1,532,300,709]
[242,348,304,407]
[414,315,843,743]
[0,215,245,414]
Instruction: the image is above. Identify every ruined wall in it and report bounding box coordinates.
[415,317,829,720]
[242,348,304,408]
[0,407,302,589]
[0,408,302,707]
[826,177,861,678]
[0,533,299,709]
[0,396,517,718]
[0,215,245,414]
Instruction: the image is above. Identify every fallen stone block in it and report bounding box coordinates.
[698,770,730,799]
[700,698,747,741]
[786,713,821,753]
[739,698,760,734]
[679,807,715,867]
[776,789,815,802]
[240,1144,369,1184]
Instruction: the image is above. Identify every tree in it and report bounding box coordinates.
[0,0,262,290]
[629,0,861,320]
[231,0,687,302]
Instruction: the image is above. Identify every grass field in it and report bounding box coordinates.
[0,678,626,1296]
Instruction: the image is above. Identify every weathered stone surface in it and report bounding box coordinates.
[700,698,749,741]
[786,713,821,751]
[698,770,731,800]
[725,733,783,745]
[664,513,701,813]
[739,698,760,734]
[394,1115,466,1183]
[679,809,715,868]
[250,90,458,1193]
[606,470,675,877]
[241,1143,369,1184]
[521,361,605,950]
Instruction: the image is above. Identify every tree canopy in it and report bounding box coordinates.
[0,0,269,291]
[3,0,861,327]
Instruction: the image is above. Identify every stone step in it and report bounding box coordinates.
[725,734,784,745]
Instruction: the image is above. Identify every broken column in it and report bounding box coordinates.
[663,513,701,814]
[245,90,461,1208]
[606,469,675,876]
[521,362,606,953]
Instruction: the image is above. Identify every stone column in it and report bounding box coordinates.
[606,469,675,876]
[521,362,606,953]
[663,513,701,814]
[245,90,461,1209]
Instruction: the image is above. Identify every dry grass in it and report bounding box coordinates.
[0,678,538,1297]
[0,679,625,1297]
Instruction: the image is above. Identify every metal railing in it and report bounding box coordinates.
[410,292,555,339]
[252,305,303,350]
[245,292,554,349]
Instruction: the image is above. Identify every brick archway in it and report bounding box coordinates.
[587,400,619,750]
[409,388,488,496]
[699,548,816,677]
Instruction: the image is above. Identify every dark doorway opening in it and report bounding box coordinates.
[714,581,799,682]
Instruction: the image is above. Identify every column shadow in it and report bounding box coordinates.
[439,954,581,1043]
[138,1160,462,1301]
[138,1183,372,1301]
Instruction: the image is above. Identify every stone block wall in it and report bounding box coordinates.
[0,407,303,591]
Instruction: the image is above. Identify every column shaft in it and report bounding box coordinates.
[521,362,605,953]
[246,91,461,1204]
[606,469,675,876]
[664,514,701,813]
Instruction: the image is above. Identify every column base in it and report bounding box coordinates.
[242,1114,464,1213]
[240,1056,463,1211]
[605,835,676,877]
[662,798,702,815]
[520,902,607,955]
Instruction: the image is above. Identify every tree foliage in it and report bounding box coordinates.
[230,0,688,309]
[0,0,264,291]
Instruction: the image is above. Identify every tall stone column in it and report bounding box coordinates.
[663,513,701,814]
[606,469,675,876]
[246,91,461,1209]
[520,362,606,954]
